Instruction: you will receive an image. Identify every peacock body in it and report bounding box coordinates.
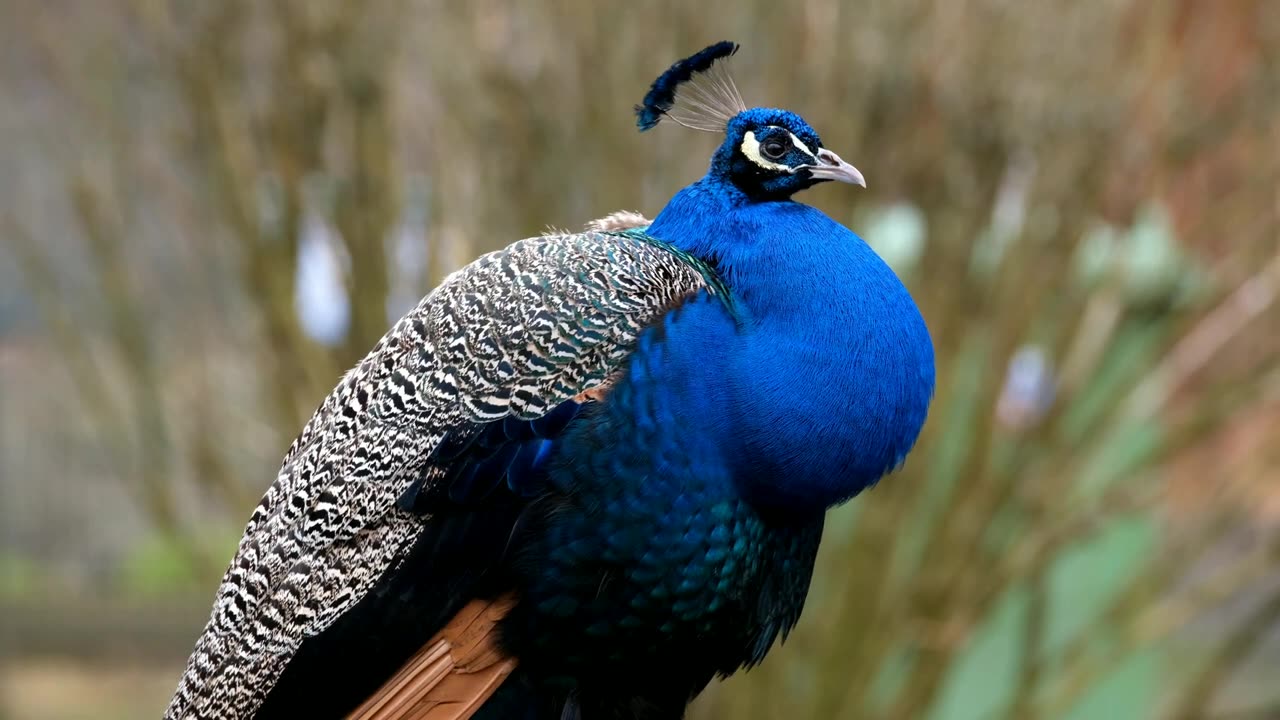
[166,42,935,720]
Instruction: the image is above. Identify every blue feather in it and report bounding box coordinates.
[644,161,935,511]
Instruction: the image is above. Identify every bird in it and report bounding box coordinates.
[165,41,935,720]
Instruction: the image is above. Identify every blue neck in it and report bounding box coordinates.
[647,174,936,514]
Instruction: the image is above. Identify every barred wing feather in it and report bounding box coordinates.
[165,226,716,720]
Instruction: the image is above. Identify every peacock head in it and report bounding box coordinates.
[636,42,865,201]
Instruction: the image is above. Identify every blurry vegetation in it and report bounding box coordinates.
[2,0,1280,718]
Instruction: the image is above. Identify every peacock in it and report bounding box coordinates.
[165,41,935,720]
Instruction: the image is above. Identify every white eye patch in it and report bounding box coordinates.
[740,127,819,172]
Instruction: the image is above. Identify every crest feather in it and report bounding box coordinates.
[635,41,746,133]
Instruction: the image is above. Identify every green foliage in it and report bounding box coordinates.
[117,531,242,598]
[0,551,43,600]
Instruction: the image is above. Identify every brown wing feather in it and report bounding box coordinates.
[347,596,517,720]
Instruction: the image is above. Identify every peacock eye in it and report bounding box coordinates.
[761,138,788,161]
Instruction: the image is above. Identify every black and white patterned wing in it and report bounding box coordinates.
[165,226,715,720]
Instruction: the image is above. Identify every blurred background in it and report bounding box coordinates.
[2,1,1278,718]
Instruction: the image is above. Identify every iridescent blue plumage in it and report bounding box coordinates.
[179,42,933,720]
[488,53,935,717]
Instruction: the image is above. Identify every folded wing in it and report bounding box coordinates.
[165,222,722,720]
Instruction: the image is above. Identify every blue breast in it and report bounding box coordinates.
[646,178,936,513]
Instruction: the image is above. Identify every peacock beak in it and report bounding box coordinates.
[805,148,866,188]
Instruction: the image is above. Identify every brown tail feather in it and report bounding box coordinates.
[348,595,517,720]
